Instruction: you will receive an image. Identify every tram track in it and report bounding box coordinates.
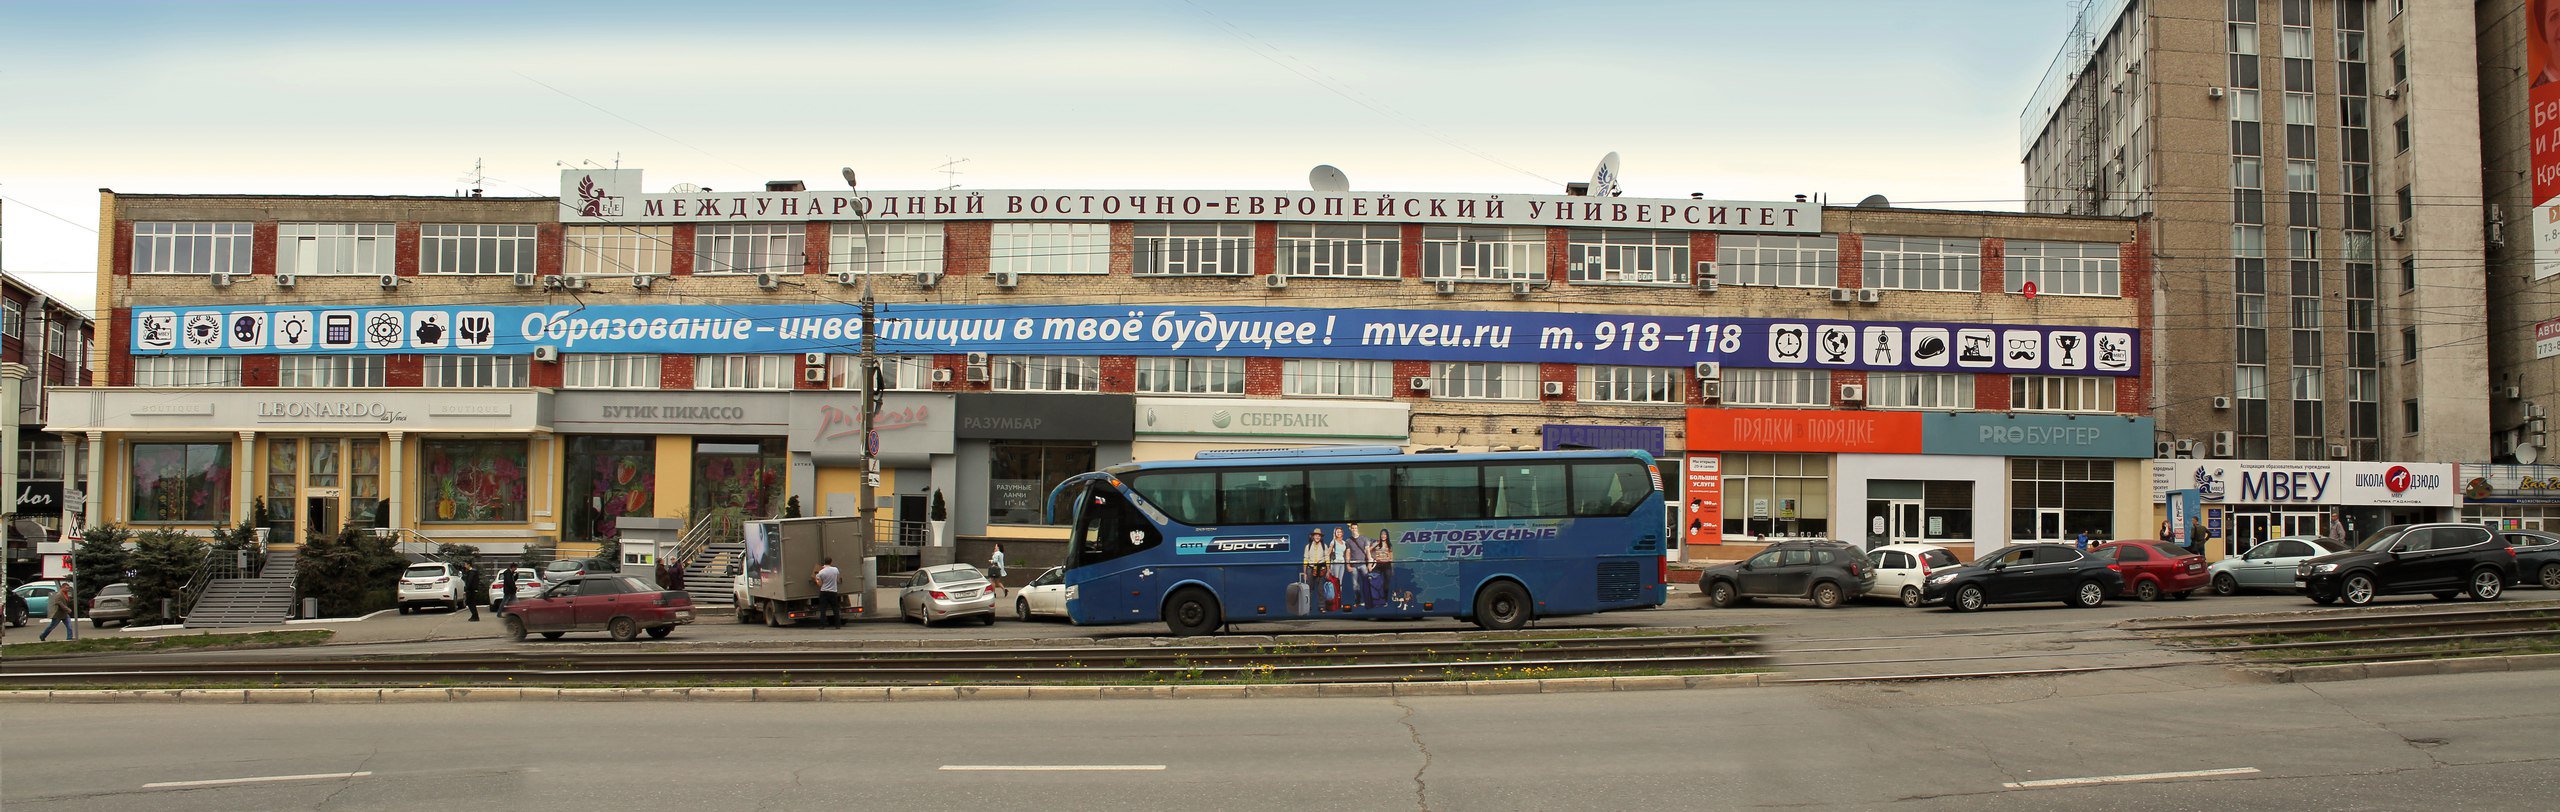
[2131,602,2560,667]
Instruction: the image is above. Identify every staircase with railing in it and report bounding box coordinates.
[183,546,300,628]
[672,508,753,607]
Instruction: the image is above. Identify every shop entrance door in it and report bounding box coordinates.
[305,495,340,542]
[265,438,384,546]
[2231,513,2273,556]
[1890,501,1924,544]
[2279,512,2323,538]
[2035,508,2065,542]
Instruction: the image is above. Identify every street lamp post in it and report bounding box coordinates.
[842,168,881,609]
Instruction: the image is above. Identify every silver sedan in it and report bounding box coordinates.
[2209,536,2346,594]
[899,564,998,625]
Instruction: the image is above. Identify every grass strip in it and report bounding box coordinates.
[2,630,335,657]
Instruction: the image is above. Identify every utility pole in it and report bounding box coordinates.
[842,167,881,611]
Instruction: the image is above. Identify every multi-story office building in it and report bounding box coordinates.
[3,268,97,582]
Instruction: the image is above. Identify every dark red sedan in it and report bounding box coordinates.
[501,574,696,642]
[2087,540,2209,601]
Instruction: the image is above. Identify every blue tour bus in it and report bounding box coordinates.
[1049,446,1668,636]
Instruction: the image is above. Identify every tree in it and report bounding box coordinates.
[126,529,204,623]
[784,495,804,519]
[585,536,623,571]
[435,542,482,562]
[297,524,406,617]
[929,489,948,523]
[70,525,131,609]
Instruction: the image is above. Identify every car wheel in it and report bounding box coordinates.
[1472,581,1531,631]
[1811,582,1844,609]
[1950,584,1985,613]
[2542,564,2560,590]
[2069,580,2108,609]
[1016,598,1031,621]
[1706,580,1739,609]
[1164,587,1221,637]
[2467,568,2505,601]
[1899,585,1923,608]
[646,626,673,639]
[540,631,565,640]
[979,613,997,626]
[502,615,527,642]
[2134,580,2161,602]
[2212,574,2240,596]
[609,617,640,642]
[2339,573,2377,606]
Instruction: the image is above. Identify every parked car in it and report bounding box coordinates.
[1922,543,2125,612]
[2209,536,2345,595]
[2297,523,2515,606]
[486,567,542,612]
[900,564,997,625]
[1862,544,1961,607]
[5,587,24,627]
[542,560,589,584]
[1698,540,1876,609]
[397,562,468,614]
[2501,530,2560,589]
[88,584,138,628]
[11,581,64,620]
[2087,539,2208,601]
[501,574,696,642]
[1014,566,1068,621]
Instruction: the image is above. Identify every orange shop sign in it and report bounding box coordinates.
[1687,409,1924,454]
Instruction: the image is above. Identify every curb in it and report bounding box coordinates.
[2236,652,2560,684]
[0,673,1767,704]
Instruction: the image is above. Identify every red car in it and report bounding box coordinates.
[501,574,696,642]
[2087,540,2208,601]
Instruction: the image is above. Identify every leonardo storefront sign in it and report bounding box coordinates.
[257,399,408,423]
[44,390,546,432]
[1135,398,1408,441]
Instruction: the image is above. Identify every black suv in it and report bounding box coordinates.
[1921,543,2125,611]
[2502,530,2560,590]
[1699,540,1876,609]
[2297,523,2515,606]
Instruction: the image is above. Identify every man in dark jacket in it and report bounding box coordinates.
[459,561,482,622]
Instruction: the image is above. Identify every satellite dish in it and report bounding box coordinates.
[2522,442,2543,465]
[1309,165,1351,192]
[1857,194,1892,208]
[1589,152,1622,198]
[669,183,704,193]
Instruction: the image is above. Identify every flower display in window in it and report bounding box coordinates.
[423,440,527,522]
[130,443,230,522]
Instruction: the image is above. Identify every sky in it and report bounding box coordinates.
[0,0,2084,315]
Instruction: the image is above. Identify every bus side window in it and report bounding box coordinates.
[1570,462,1651,517]
[1074,485,1159,566]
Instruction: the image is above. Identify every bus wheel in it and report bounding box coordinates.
[1473,581,1531,631]
[1164,587,1221,637]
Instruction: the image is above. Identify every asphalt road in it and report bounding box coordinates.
[5,668,2554,811]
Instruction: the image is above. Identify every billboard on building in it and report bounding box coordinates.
[2531,0,2560,279]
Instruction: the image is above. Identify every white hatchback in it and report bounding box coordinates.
[397,563,467,614]
[1013,567,1068,621]
[486,568,543,612]
[1865,544,1962,607]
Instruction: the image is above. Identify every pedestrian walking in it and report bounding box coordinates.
[988,544,1008,597]
[814,557,843,628]
[459,560,482,621]
[39,585,76,641]
[501,567,520,610]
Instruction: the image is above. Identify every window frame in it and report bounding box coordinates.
[692,354,792,391]
[1580,365,1685,404]
[1427,361,1539,401]
[1861,236,1982,293]
[1866,371,1975,410]
[1132,223,1254,277]
[561,354,663,390]
[564,225,675,277]
[1564,229,1691,285]
[2005,241,2123,298]
[1421,226,1546,282]
[1281,359,1392,399]
[828,222,945,276]
[131,222,254,275]
[424,354,529,388]
[277,355,387,388]
[1716,234,1838,288]
[1277,224,1400,279]
[1722,368,1831,408]
[1133,356,1247,395]
[131,355,243,387]
[691,224,806,276]
[991,223,1110,276]
[991,355,1101,393]
[2009,375,2118,413]
[419,224,537,276]
[277,222,396,277]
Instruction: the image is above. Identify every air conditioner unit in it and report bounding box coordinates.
[914,271,942,288]
[2213,396,2232,410]
[532,346,560,362]
[965,351,988,367]
[631,274,655,290]
[1700,380,1722,402]
[2174,439,2198,456]
[756,273,783,290]
[378,274,401,289]
[1433,279,1458,295]
[1265,274,1289,289]
[930,368,954,384]
[2507,386,2523,400]
[1542,380,1566,396]
[2533,403,2549,419]
[559,276,588,291]
[993,271,1020,289]
[803,366,826,383]
[1830,288,1857,303]
[803,352,827,367]
[1695,261,1720,286]
[2155,441,2175,458]
[1693,361,1722,380]
[832,271,859,285]
[964,352,990,383]
[1839,383,1865,403]
[210,272,235,287]
[541,275,567,291]
[2211,431,2235,458]
[2388,224,2406,241]
[2207,86,2226,99]
[273,273,295,288]
[963,364,990,383]
[1857,288,1883,304]
[512,273,539,288]
[1409,376,1432,392]
[2382,86,2400,99]
[2329,443,2349,459]
[1510,281,1536,298]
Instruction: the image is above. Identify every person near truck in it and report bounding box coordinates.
[814,558,843,629]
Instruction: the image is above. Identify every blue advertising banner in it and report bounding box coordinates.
[130,303,2139,375]
[1919,413,2154,459]
[1541,424,1668,456]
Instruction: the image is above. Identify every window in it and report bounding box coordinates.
[2396,184,2412,222]
[562,354,661,389]
[1221,469,1310,524]
[132,355,241,387]
[2394,117,2410,155]
[2402,398,2419,434]
[2009,458,2114,542]
[692,224,804,276]
[1718,234,1837,288]
[1868,372,1975,409]
[2402,327,2418,363]
[1724,368,1830,407]
[1134,356,1246,395]
[1,298,18,339]
[129,442,231,522]
[46,319,70,359]
[278,223,394,276]
[1486,463,1569,518]
[2011,375,2117,412]
[1310,467,1393,522]
[1282,359,1392,398]
[420,224,536,276]
[1721,453,1829,538]
[989,442,1095,524]
[420,440,528,522]
[1570,461,1654,517]
[2390,46,2406,84]
[131,222,253,275]
[826,355,934,391]
[1421,226,1545,281]
[690,439,785,518]
[1581,366,1683,404]
[1133,223,1252,276]
[992,223,1109,275]
[2006,241,2121,297]
[2232,157,2264,224]
[278,355,386,388]
[1565,229,1690,284]
[829,222,945,275]
[419,355,526,388]
[565,226,674,277]
[1428,362,1538,400]
[1278,224,1399,278]
[1863,236,1981,292]
[992,355,1100,392]
[2400,256,2415,290]
[692,355,791,390]
[1396,465,1483,521]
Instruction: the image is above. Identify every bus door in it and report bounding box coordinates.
[1064,479,1162,622]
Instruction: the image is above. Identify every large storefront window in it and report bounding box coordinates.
[131,442,231,523]
[2009,459,2114,542]
[990,442,1096,525]
[691,439,785,519]
[422,440,528,523]
[1721,453,1830,539]
[566,437,656,543]
[1864,480,1974,543]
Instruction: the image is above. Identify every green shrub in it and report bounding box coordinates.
[71,526,132,608]
[296,524,407,617]
[127,530,204,622]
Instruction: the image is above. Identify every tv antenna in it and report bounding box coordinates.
[462,158,486,197]
[936,157,969,190]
